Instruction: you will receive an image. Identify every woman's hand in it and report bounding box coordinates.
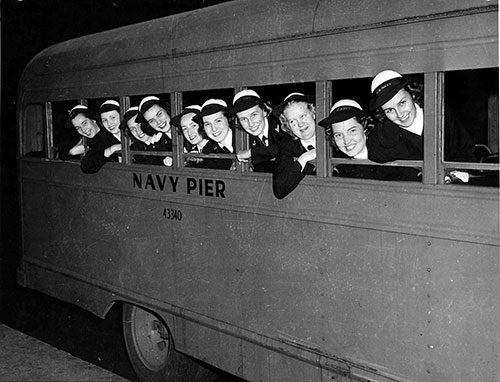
[237,149,251,162]
[445,170,470,183]
[297,149,316,170]
[163,156,173,166]
[104,144,122,157]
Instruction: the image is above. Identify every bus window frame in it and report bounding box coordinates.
[44,102,54,159]
[37,71,499,182]
[321,71,498,184]
[174,88,246,173]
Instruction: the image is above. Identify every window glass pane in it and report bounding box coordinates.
[445,68,499,186]
[23,104,45,157]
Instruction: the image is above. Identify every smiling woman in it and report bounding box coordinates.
[67,105,122,173]
[272,92,317,199]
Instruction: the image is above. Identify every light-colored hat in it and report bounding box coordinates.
[318,99,364,127]
[69,104,88,114]
[272,92,314,117]
[99,99,120,113]
[229,89,265,114]
[171,105,202,127]
[198,99,228,118]
[369,69,410,110]
[139,96,160,113]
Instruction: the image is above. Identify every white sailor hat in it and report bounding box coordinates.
[198,99,228,118]
[171,105,202,127]
[369,70,410,110]
[229,89,265,114]
[272,92,314,118]
[318,99,364,127]
[99,99,120,113]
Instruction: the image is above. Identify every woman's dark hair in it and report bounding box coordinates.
[373,77,423,123]
[119,114,157,145]
[139,98,171,122]
[174,113,208,140]
[66,108,101,130]
[324,113,375,152]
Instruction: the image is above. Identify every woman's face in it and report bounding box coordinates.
[283,101,316,141]
[381,88,417,128]
[237,105,266,136]
[180,112,204,146]
[143,104,171,134]
[127,115,149,143]
[203,111,230,143]
[332,117,366,157]
[72,114,100,138]
[100,110,121,134]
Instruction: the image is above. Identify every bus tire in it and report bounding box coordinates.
[122,303,209,382]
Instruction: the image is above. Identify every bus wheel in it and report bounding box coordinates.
[122,303,204,382]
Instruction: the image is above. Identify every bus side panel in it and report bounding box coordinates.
[171,205,499,382]
[19,161,499,382]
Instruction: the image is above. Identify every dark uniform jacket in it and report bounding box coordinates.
[131,132,172,166]
[273,138,316,199]
[367,112,475,163]
[366,119,422,163]
[249,116,289,173]
[80,129,120,174]
[187,139,234,170]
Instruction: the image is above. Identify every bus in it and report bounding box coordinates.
[17,0,499,381]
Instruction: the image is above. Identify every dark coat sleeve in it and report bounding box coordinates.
[272,140,315,199]
[368,110,476,164]
[250,118,293,173]
[200,140,233,170]
[367,120,423,163]
[250,139,278,167]
[80,130,120,174]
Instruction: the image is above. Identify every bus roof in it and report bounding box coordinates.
[19,0,498,103]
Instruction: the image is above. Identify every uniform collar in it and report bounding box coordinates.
[300,136,316,151]
[258,118,270,143]
[218,129,234,152]
[144,132,163,145]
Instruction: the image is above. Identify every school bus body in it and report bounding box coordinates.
[17,1,499,381]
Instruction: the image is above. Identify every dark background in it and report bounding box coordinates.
[0,1,240,380]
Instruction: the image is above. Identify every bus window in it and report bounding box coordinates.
[234,83,315,174]
[321,75,424,182]
[124,94,174,167]
[52,100,82,161]
[444,68,499,186]
[23,104,45,158]
[325,76,372,177]
[181,88,236,170]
